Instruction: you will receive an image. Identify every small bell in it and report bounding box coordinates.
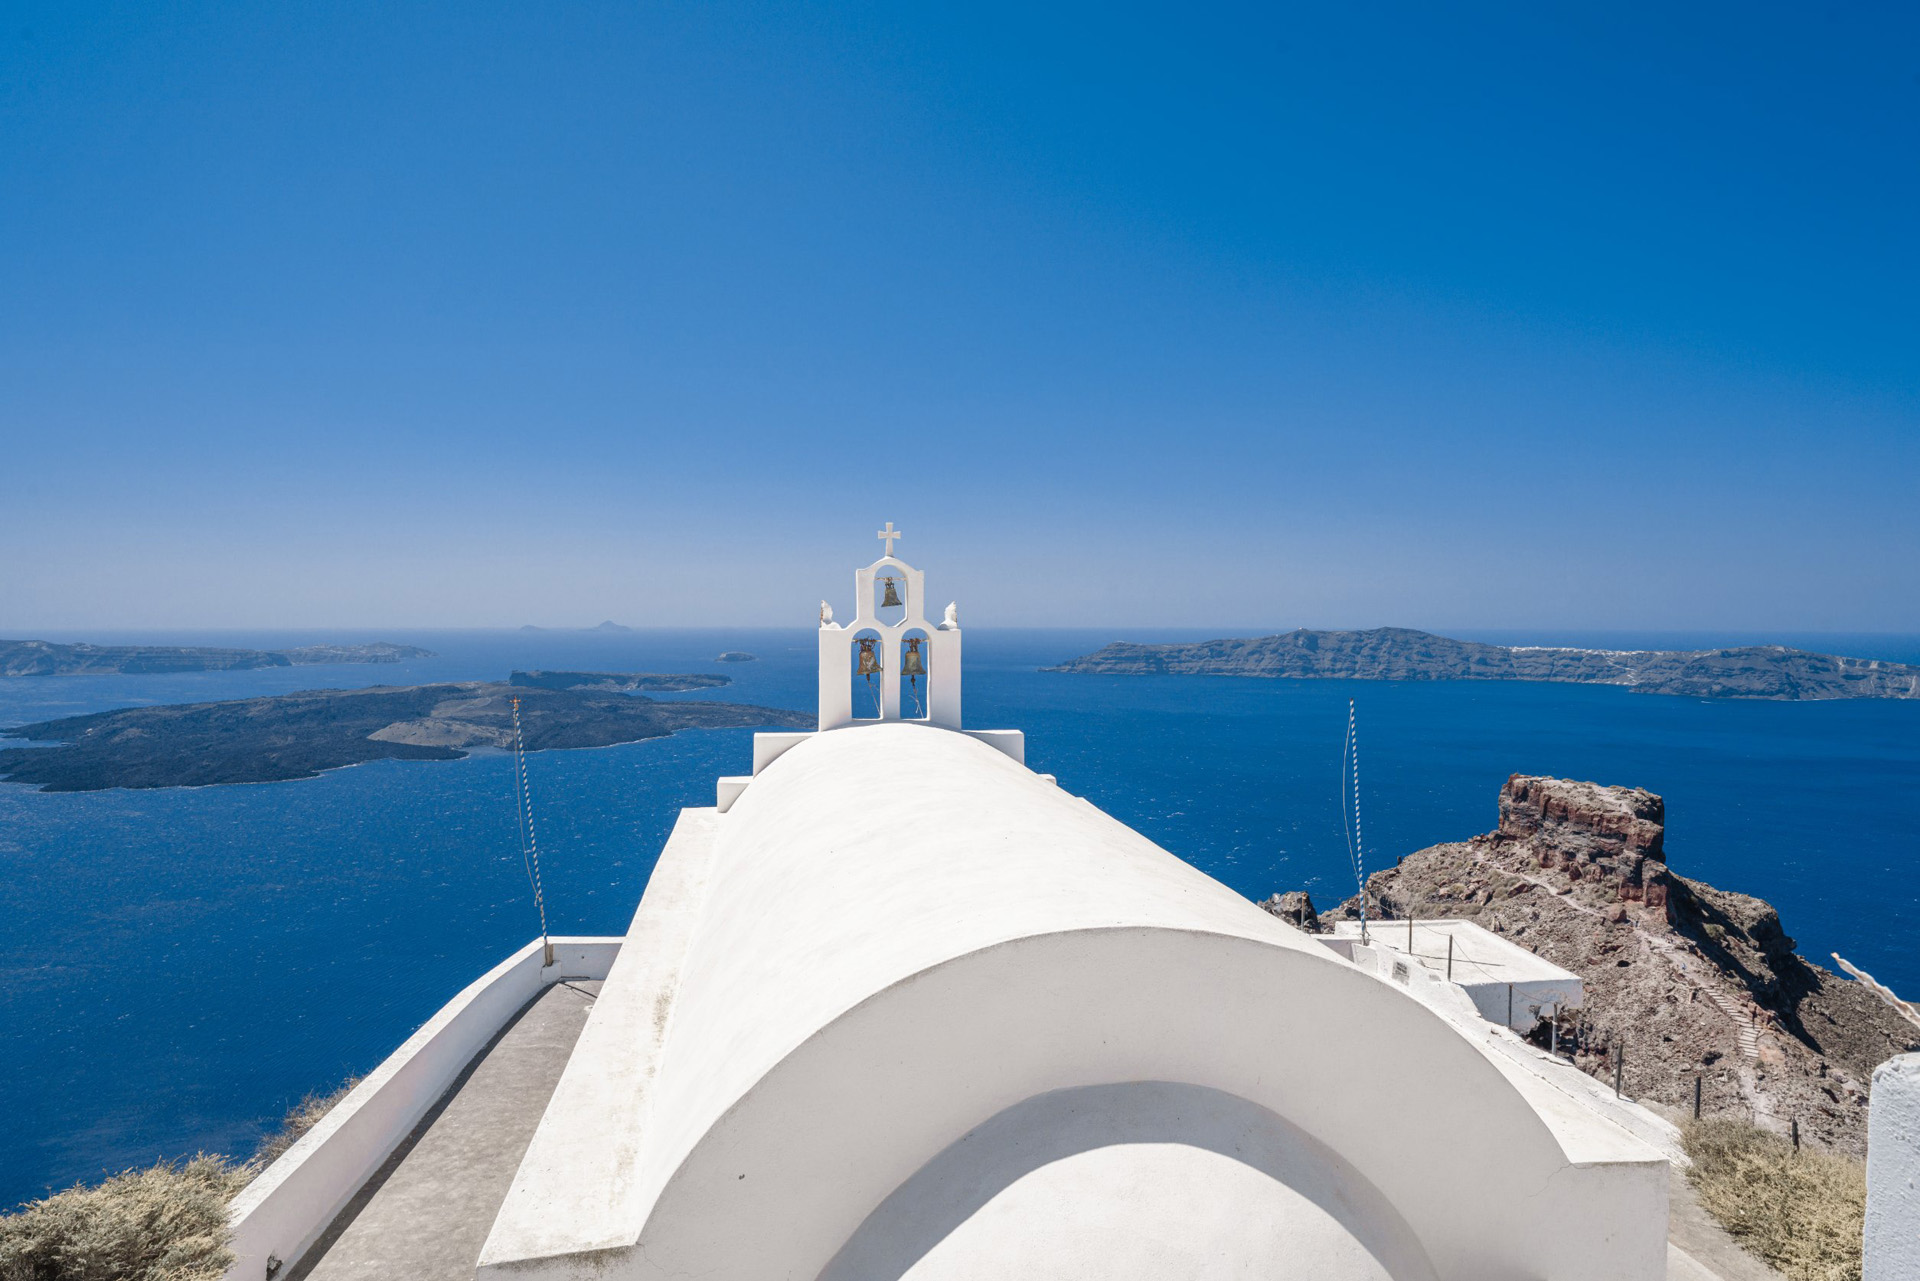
[855,638,882,680]
[880,577,904,608]
[901,637,927,681]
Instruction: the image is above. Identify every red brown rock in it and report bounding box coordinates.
[1304,775,1918,1156]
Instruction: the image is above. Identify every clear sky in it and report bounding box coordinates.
[4,3,1916,631]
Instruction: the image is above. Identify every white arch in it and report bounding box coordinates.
[819,1081,1436,1281]
[630,927,1656,1280]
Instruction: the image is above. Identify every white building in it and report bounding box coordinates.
[1324,918,1585,1033]
[227,532,1676,1281]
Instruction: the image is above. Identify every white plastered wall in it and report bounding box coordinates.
[483,724,1668,1281]
[1865,1053,1920,1281]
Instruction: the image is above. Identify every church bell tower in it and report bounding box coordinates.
[816,522,962,731]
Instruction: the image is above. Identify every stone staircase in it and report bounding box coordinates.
[1649,936,1760,1061]
[1697,976,1761,1060]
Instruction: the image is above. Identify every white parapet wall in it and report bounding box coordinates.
[1865,1052,1920,1281]
[224,936,621,1281]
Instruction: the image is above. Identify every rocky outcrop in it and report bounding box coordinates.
[1047,628,1920,699]
[1301,775,1917,1156]
[1497,775,1671,912]
[1258,890,1320,932]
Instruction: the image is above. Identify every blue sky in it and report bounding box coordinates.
[4,3,1916,630]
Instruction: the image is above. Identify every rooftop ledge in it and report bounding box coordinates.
[718,726,1025,812]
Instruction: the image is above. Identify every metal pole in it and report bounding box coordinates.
[1693,1075,1702,1119]
[1614,1044,1623,1098]
[1446,934,1454,982]
[1792,1119,1800,1151]
[1550,1004,1558,1055]
[1409,914,1414,952]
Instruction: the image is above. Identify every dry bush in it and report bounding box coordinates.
[250,1076,361,1169]
[1684,1117,1866,1281]
[0,1156,249,1281]
[0,1071,362,1281]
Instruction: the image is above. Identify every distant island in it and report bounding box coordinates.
[1046,627,1920,700]
[0,678,804,791]
[518,621,634,633]
[508,670,730,693]
[0,639,436,677]
[714,652,757,663]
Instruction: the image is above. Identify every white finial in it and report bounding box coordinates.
[819,600,834,626]
[943,601,959,628]
[877,521,902,558]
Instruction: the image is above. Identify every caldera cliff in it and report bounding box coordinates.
[1051,628,1920,699]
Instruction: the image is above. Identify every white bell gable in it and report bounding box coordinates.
[817,522,961,730]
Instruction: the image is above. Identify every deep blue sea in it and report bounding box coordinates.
[2,627,1917,1206]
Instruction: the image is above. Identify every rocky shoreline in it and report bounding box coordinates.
[1050,627,1920,699]
[1265,775,1918,1155]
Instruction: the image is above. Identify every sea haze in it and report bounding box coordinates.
[2,626,1917,1206]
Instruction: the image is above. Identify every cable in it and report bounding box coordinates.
[510,697,552,966]
[1341,699,1369,943]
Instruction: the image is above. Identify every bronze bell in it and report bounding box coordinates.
[880,577,904,608]
[855,638,882,679]
[901,637,927,681]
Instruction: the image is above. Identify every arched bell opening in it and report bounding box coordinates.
[873,567,909,629]
[849,628,887,721]
[898,628,933,721]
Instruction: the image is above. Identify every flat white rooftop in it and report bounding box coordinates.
[1327,918,1580,987]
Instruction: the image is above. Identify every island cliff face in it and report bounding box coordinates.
[1291,775,1918,1155]
[1048,627,1920,699]
[0,640,435,676]
[0,680,805,791]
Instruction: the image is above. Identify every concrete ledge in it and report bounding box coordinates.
[224,936,621,1281]
[716,776,752,812]
[752,732,813,775]
[964,729,1025,764]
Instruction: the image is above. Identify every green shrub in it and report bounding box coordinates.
[1683,1117,1865,1281]
[0,1157,249,1281]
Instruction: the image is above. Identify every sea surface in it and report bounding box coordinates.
[2,627,1917,1206]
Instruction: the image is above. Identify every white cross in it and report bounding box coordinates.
[877,522,902,557]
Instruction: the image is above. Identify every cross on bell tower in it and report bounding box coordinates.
[877,522,902,557]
